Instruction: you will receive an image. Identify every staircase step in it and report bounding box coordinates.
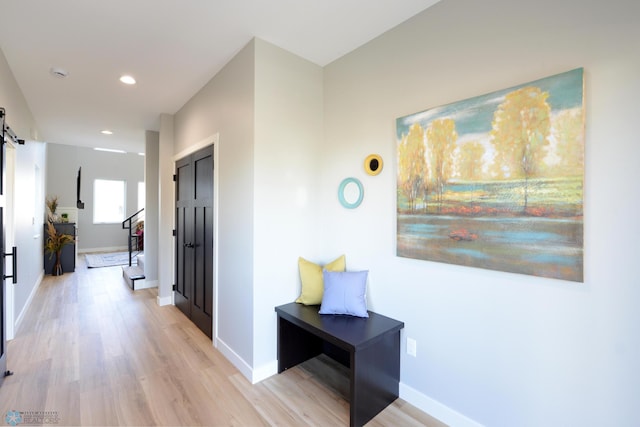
[122,266,145,290]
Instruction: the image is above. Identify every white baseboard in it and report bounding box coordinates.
[215,336,254,382]
[133,279,157,290]
[14,271,44,334]
[79,246,128,254]
[213,339,276,384]
[252,360,278,384]
[400,382,484,427]
[156,292,174,306]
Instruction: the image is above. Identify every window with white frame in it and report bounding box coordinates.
[138,181,145,211]
[93,179,126,224]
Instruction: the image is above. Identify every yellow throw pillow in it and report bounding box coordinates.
[295,255,346,305]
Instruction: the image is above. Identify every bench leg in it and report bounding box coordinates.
[350,331,401,427]
[277,316,323,372]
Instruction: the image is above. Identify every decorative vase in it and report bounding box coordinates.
[52,251,63,276]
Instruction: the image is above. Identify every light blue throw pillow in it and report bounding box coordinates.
[319,270,369,318]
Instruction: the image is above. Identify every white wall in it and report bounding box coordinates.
[322,0,639,425]
[0,47,45,334]
[252,39,324,378]
[13,142,46,325]
[45,143,144,252]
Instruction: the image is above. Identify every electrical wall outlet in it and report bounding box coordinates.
[407,337,417,357]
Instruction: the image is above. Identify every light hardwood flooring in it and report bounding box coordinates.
[0,256,446,426]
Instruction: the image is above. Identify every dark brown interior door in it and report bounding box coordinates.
[175,145,214,338]
[175,157,193,320]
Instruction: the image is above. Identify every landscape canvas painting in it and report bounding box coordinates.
[396,68,584,282]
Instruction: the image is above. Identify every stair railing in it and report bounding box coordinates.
[122,208,145,266]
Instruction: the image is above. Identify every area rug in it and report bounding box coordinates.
[85,251,135,268]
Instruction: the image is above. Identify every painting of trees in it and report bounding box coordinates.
[457,141,486,180]
[426,118,457,211]
[396,68,585,282]
[398,122,427,212]
[490,86,551,211]
[550,108,585,176]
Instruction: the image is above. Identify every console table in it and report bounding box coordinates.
[43,222,76,274]
[275,302,404,427]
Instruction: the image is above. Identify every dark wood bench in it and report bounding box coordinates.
[275,302,404,427]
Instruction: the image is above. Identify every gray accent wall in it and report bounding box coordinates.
[144,130,159,285]
[45,143,144,252]
[321,0,639,425]
[173,40,257,371]
[170,39,324,379]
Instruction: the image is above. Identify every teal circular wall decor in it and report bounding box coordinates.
[338,177,364,209]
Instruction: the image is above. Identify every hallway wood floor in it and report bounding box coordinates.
[0,257,446,426]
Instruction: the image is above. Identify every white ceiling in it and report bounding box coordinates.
[0,0,440,153]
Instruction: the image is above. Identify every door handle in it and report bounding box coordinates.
[3,246,17,284]
[183,242,195,248]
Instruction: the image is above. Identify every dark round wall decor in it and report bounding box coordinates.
[364,154,383,176]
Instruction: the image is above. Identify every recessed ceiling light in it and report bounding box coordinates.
[119,75,136,85]
[100,130,113,135]
[50,67,69,78]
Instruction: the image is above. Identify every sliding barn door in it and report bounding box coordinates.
[1,110,19,386]
[0,205,6,385]
[175,146,214,338]
[0,132,7,384]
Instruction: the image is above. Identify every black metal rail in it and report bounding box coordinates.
[122,208,144,266]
